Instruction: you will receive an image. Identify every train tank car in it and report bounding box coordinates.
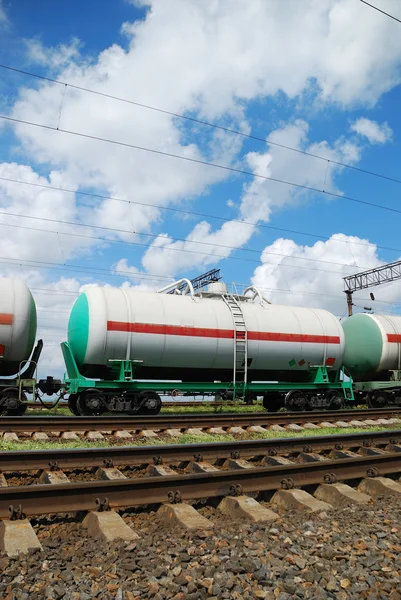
[343,313,401,407]
[62,280,352,415]
[68,283,345,381]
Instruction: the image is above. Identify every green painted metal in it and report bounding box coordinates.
[342,314,383,379]
[60,342,354,400]
[354,380,401,391]
[68,293,89,367]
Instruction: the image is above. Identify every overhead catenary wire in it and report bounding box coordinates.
[360,0,401,23]
[5,254,401,307]
[29,287,401,308]
[1,114,401,219]
[0,248,372,277]
[33,285,401,322]
[2,174,401,257]
[0,62,400,186]
[0,212,394,272]
[31,287,79,296]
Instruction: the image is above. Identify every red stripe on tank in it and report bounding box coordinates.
[0,313,13,325]
[247,331,340,344]
[0,344,4,355]
[388,334,401,343]
[107,321,234,338]
[107,321,341,344]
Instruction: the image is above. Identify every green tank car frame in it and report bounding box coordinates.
[60,341,354,415]
[353,371,401,408]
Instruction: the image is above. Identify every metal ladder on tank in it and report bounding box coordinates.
[223,294,248,387]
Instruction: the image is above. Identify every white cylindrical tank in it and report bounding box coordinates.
[68,285,344,381]
[0,278,37,376]
[343,313,401,380]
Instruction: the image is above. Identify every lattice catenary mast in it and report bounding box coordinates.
[343,259,401,316]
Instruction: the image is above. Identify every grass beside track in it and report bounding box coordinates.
[1,424,400,452]
[26,402,266,416]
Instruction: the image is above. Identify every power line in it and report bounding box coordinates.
[0,214,392,274]
[239,283,401,305]
[33,281,401,309]
[2,174,401,256]
[0,245,368,277]
[360,0,401,23]
[0,256,172,282]
[19,276,401,314]
[0,210,389,271]
[3,251,400,305]
[31,288,79,296]
[1,113,401,218]
[1,62,400,186]
[0,211,341,263]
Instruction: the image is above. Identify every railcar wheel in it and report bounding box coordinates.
[138,390,162,415]
[68,394,80,416]
[1,389,28,415]
[6,403,28,416]
[327,390,344,411]
[76,390,105,416]
[285,390,308,412]
[368,391,388,408]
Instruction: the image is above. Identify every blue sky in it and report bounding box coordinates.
[1,0,401,370]
[0,0,144,57]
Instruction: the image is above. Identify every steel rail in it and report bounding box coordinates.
[1,430,400,472]
[1,453,401,518]
[1,408,400,432]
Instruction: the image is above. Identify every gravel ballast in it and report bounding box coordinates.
[1,496,401,599]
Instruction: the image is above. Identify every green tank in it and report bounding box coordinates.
[342,313,401,381]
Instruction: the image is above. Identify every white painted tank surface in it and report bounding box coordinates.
[68,283,345,381]
[0,278,37,376]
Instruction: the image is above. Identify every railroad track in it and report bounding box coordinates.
[1,430,401,520]
[1,407,400,435]
[0,429,398,471]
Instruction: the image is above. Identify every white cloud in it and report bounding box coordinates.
[0,163,97,263]
[25,38,82,69]
[5,0,401,258]
[251,233,401,316]
[114,259,166,291]
[350,117,393,144]
[125,0,151,6]
[116,0,401,110]
[135,119,363,278]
